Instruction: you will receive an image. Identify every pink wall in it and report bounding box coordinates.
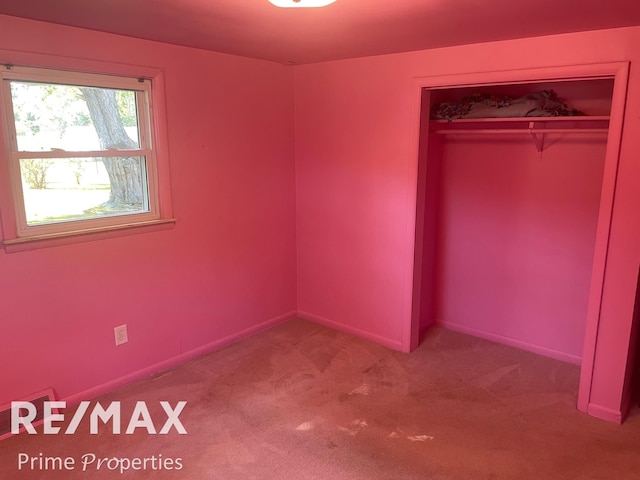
[0,15,297,404]
[432,134,606,363]
[295,27,640,421]
[294,63,414,349]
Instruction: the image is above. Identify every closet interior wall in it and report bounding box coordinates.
[419,79,614,365]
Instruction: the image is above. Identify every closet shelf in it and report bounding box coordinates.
[430,116,610,152]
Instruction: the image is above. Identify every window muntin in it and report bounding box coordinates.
[0,66,159,238]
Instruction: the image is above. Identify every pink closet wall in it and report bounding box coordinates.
[420,80,613,363]
[295,26,640,421]
[0,15,297,404]
[431,134,606,364]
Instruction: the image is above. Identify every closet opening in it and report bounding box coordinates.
[409,64,629,418]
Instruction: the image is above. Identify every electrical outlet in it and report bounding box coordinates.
[114,324,128,346]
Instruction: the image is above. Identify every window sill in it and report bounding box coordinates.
[2,218,176,253]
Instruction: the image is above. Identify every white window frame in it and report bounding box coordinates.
[0,63,174,250]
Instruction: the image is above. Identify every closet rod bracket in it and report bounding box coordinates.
[529,121,544,153]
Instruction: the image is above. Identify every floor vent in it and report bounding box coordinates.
[0,388,56,440]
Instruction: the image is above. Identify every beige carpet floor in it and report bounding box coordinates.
[2,318,640,479]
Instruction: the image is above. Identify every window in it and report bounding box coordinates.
[0,65,173,249]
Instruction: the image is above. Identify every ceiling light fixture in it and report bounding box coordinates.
[268,0,337,8]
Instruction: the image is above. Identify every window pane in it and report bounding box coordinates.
[20,156,149,225]
[10,82,140,152]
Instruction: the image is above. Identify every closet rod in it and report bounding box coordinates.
[431,128,609,135]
